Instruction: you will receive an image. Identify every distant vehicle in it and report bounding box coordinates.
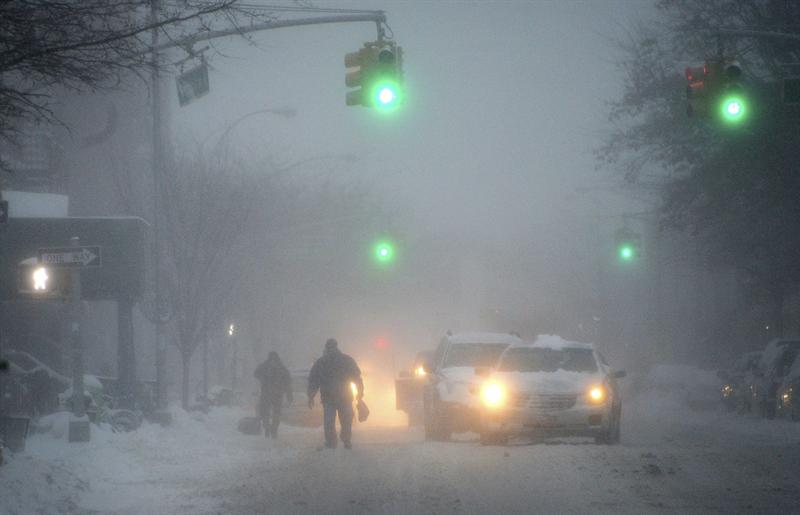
[717,351,762,412]
[749,338,800,419]
[422,332,522,440]
[777,351,800,421]
[477,336,625,445]
[281,369,322,427]
[395,350,433,427]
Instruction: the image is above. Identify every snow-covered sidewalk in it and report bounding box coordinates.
[1,407,306,515]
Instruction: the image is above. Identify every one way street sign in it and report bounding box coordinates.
[38,246,102,268]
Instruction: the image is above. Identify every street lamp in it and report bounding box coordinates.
[228,323,238,393]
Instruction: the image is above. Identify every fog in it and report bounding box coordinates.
[166,0,646,370]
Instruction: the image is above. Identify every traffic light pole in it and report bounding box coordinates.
[68,236,90,442]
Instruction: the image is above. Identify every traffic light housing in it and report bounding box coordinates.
[717,61,747,124]
[345,41,404,109]
[685,59,748,125]
[17,262,69,297]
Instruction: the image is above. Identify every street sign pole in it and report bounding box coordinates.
[67,236,90,443]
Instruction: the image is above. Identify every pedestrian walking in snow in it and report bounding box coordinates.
[254,351,293,438]
[307,338,364,449]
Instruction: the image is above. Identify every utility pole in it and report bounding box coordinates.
[68,236,90,442]
[150,0,167,413]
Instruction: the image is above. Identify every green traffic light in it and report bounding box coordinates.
[618,244,635,261]
[374,241,395,264]
[370,78,402,111]
[720,94,746,123]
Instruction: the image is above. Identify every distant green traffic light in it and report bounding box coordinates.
[618,244,635,262]
[374,240,395,264]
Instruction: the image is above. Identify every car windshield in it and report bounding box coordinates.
[498,347,598,373]
[442,343,508,368]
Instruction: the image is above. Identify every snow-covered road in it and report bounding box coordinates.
[3,366,800,514]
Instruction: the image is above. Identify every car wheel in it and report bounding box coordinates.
[432,406,451,441]
[609,405,622,445]
[597,405,621,445]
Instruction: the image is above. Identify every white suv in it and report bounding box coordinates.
[422,332,522,440]
[478,335,625,445]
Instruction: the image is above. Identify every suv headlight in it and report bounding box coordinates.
[480,381,507,408]
[587,385,607,404]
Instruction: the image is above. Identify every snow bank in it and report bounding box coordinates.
[1,405,302,515]
[623,363,800,447]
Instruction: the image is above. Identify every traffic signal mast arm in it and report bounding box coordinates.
[148,12,388,54]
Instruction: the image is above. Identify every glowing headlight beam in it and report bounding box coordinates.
[481,382,506,408]
[588,386,606,403]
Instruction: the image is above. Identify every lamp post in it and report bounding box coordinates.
[228,323,237,393]
[209,108,297,154]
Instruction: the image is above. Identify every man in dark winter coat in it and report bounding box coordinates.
[307,338,364,449]
[254,351,293,438]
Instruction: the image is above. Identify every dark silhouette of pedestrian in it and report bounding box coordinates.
[254,351,292,438]
[308,338,364,449]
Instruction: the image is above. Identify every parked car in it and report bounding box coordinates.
[478,335,625,445]
[749,338,800,419]
[422,332,522,440]
[717,351,762,412]
[281,369,322,427]
[395,350,433,427]
[777,351,800,421]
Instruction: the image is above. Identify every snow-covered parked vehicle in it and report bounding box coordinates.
[478,335,625,445]
[777,350,800,421]
[718,351,762,412]
[395,350,433,427]
[422,332,521,440]
[748,338,800,419]
[281,369,322,427]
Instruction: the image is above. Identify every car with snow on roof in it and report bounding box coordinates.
[748,338,800,419]
[717,351,762,413]
[776,348,800,422]
[422,332,522,440]
[477,335,625,445]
